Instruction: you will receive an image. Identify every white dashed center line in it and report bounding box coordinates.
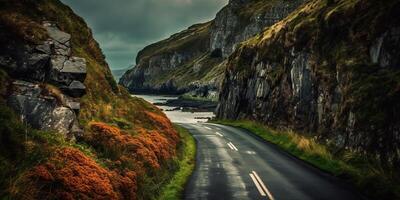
[227,142,238,151]
[204,127,212,130]
[249,171,275,200]
[230,142,238,151]
[215,132,223,137]
[250,173,266,197]
[227,142,234,150]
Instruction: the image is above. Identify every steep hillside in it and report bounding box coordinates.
[0,0,182,199]
[120,0,305,98]
[120,22,216,95]
[217,0,400,169]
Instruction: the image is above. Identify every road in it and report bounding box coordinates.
[180,123,364,200]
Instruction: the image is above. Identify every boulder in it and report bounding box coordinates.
[50,56,87,85]
[43,22,71,44]
[11,80,42,97]
[35,41,52,54]
[8,81,80,137]
[61,80,86,98]
[53,41,71,56]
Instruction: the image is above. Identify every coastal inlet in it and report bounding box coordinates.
[133,95,216,123]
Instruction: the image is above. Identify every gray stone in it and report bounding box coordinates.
[44,24,71,44]
[8,92,78,136]
[61,80,86,97]
[53,41,71,56]
[50,56,87,85]
[12,80,42,97]
[43,106,76,135]
[50,55,67,71]
[66,100,80,111]
[62,57,86,74]
[35,41,52,54]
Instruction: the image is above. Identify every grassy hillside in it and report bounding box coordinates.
[136,22,212,65]
[122,21,225,92]
[0,0,187,199]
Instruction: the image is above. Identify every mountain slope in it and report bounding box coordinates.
[120,22,215,94]
[217,0,400,169]
[0,0,182,199]
[120,0,305,98]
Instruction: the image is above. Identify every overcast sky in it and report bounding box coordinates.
[61,0,228,70]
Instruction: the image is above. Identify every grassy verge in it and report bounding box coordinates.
[211,119,400,199]
[157,125,196,200]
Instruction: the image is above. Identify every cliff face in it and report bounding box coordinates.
[0,1,180,199]
[210,0,304,58]
[217,0,400,166]
[1,20,87,138]
[120,0,305,97]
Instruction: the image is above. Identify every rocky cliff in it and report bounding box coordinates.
[0,1,181,199]
[120,0,305,98]
[1,20,87,138]
[217,0,400,167]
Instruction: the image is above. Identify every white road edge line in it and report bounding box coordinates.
[230,142,239,151]
[204,127,212,130]
[227,143,234,150]
[249,173,266,197]
[252,171,275,200]
[215,132,223,137]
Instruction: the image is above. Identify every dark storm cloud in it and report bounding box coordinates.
[60,0,228,69]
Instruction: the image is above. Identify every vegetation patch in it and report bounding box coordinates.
[211,119,400,199]
[157,125,196,200]
[0,0,188,199]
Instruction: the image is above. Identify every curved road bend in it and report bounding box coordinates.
[180,123,365,200]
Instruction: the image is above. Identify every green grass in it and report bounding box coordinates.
[157,125,196,200]
[211,119,400,199]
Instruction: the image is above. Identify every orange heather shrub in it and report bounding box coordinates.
[144,111,180,145]
[88,122,178,171]
[16,147,137,200]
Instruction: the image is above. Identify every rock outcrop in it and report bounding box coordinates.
[120,0,305,98]
[217,0,400,166]
[1,21,87,137]
[210,0,304,58]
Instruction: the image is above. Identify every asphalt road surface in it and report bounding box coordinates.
[180,123,364,200]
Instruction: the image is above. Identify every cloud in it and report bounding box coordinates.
[60,0,228,69]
